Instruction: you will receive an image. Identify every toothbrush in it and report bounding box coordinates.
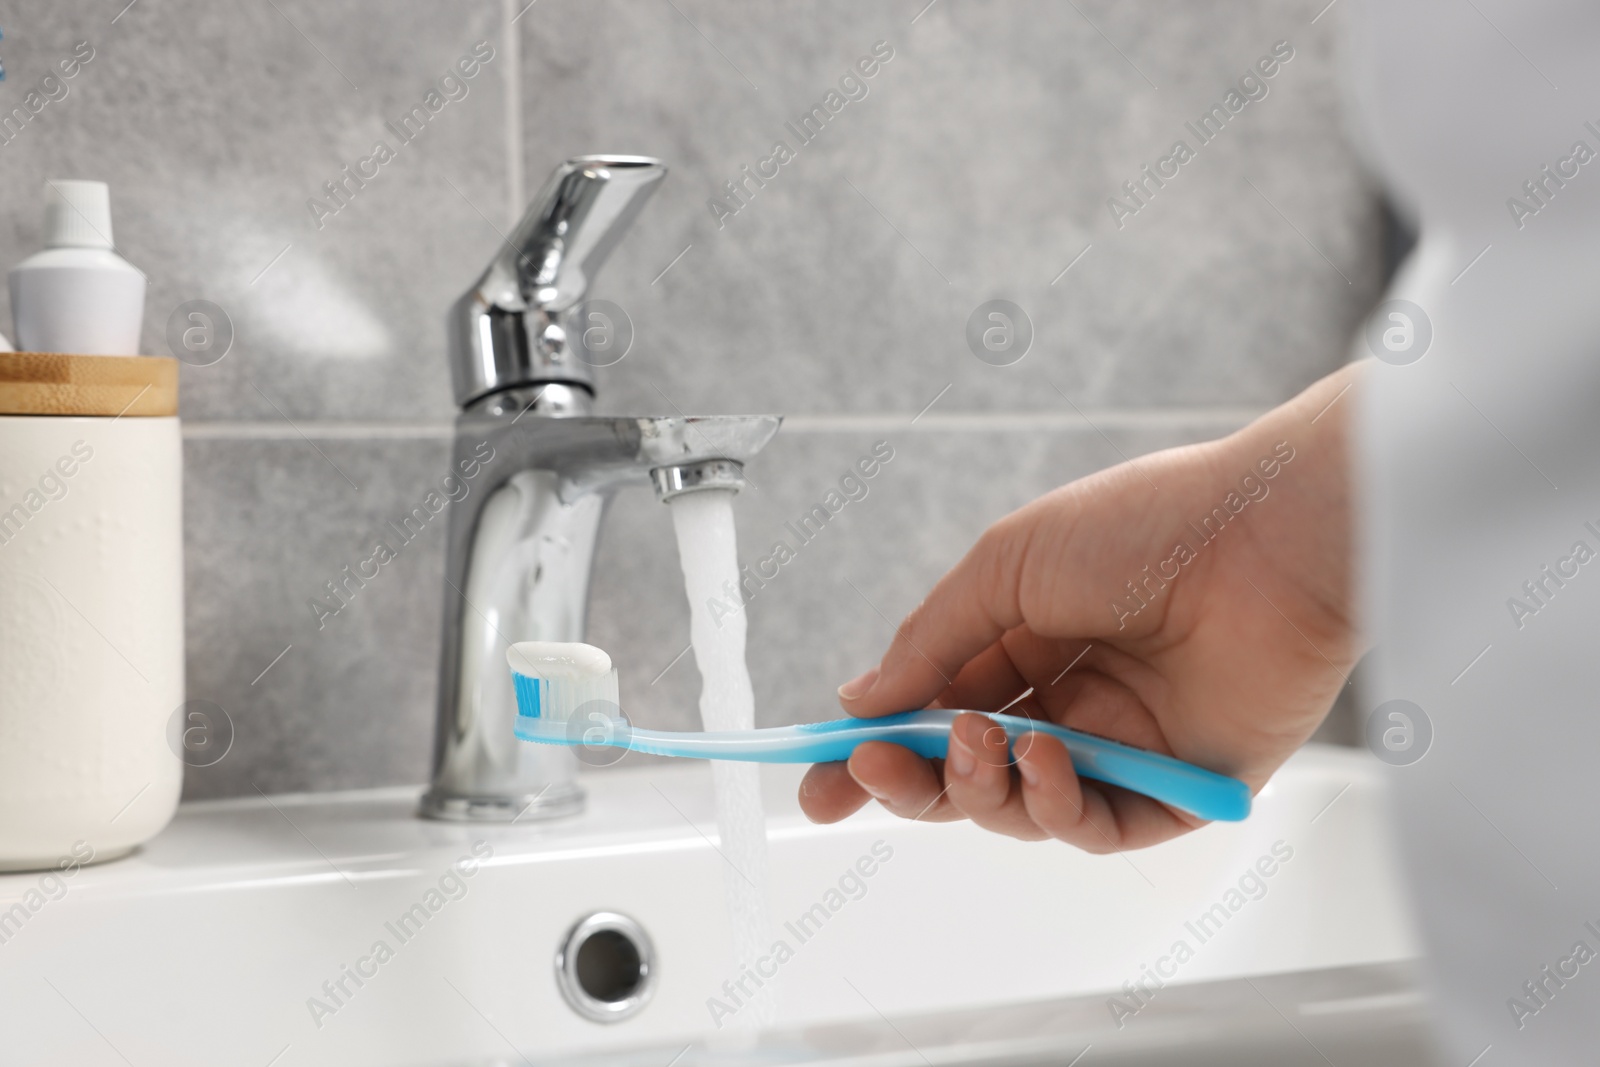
[508,643,1251,823]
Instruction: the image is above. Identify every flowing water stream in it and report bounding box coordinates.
[668,489,777,1026]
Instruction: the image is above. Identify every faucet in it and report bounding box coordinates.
[420,155,779,822]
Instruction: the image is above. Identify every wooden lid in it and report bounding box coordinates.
[0,351,178,417]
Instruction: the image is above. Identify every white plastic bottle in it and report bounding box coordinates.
[9,180,146,355]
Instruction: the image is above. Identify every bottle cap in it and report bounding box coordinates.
[43,179,114,249]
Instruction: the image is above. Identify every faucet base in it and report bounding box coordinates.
[418,782,585,823]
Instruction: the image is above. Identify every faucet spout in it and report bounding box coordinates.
[419,412,780,823]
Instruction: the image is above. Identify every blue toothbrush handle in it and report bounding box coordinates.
[792,710,1251,822]
[516,707,1251,822]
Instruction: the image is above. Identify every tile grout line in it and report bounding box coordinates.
[183,421,458,441]
[179,408,1268,442]
[502,0,525,229]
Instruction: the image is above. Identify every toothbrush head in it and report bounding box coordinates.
[509,642,635,766]
[508,641,620,722]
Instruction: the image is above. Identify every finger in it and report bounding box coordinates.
[1044,666,1169,754]
[937,630,1086,724]
[943,712,1047,840]
[1001,629,1097,694]
[1014,732,1194,852]
[936,638,1030,712]
[847,741,962,822]
[798,762,871,824]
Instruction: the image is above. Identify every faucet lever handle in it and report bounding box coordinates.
[449,155,667,409]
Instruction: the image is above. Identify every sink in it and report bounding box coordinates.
[0,745,1425,1065]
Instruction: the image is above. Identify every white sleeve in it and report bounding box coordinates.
[1349,0,1600,1059]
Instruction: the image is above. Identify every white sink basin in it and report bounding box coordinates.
[0,745,1421,1065]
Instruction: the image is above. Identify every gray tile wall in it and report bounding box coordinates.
[0,0,1380,799]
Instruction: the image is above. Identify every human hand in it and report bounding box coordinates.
[799,365,1364,851]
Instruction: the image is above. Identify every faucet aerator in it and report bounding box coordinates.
[651,459,747,502]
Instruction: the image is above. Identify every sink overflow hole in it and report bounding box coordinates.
[555,911,656,1023]
[575,929,643,1003]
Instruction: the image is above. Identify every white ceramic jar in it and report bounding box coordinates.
[0,354,183,870]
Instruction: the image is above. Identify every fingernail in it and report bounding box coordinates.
[947,734,975,778]
[1017,746,1040,788]
[838,667,879,701]
[859,779,892,801]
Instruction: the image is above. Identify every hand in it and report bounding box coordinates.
[799,365,1364,851]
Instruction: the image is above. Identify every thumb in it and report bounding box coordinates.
[839,459,1174,718]
[839,512,1032,718]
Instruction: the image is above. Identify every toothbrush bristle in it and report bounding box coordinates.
[512,671,545,719]
[507,641,619,723]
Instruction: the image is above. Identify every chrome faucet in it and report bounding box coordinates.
[420,155,779,822]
